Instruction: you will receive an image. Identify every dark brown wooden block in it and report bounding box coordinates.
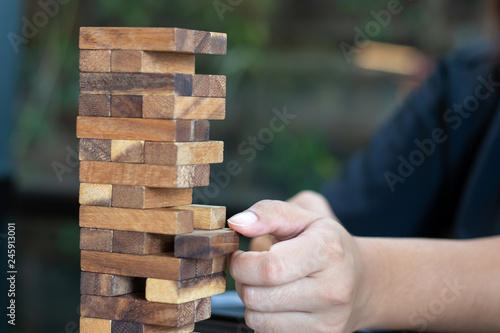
[80,228,113,252]
[77,117,205,142]
[79,94,111,117]
[192,75,210,97]
[111,95,143,118]
[79,206,194,235]
[209,32,227,55]
[81,251,197,280]
[174,229,239,259]
[79,73,192,96]
[111,321,195,333]
[194,31,211,54]
[80,50,111,72]
[79,139,111,162]
[80,272,145,296]
[79,161,210,188]
[112,230,175,255]
[80,293,210,327]
[195,256,228,277]
[111,186,193,209]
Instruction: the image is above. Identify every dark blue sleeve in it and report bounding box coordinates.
[323,64,451,237]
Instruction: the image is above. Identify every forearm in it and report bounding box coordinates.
[355,236,500,332]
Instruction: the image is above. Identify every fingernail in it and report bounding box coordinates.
[228,211,258,227]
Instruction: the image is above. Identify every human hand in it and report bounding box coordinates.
[228,200,368,333]
[250,191,337,252]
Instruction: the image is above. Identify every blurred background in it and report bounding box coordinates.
[0,0,493,332]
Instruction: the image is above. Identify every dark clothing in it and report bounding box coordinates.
[324,44,500,239]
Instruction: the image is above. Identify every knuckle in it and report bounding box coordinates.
[260,253,285,285]
[241,286,259,309]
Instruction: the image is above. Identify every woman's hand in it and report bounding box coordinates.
[229,200,369,333]
[250,191,337,252]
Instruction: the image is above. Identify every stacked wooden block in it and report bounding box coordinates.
[76,27,239,333]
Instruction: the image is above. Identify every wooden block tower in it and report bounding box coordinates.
[76,27,239,332]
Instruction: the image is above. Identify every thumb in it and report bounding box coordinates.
[227,200,322,240]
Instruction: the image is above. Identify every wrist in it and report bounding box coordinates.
[351,237,389,331]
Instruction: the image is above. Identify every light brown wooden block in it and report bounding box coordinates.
[194,31,211,54]
[111,321,195,333]
[80,27,194,52]
[112,230,174,255]
[79,138,111,162]
[111,186,193,209]
[174,229,239,259]
[209,75,226,97]
[77,117,205,142]
[192,75,210,97]
[144,141,223,166]
[171,205,226,230]
[79,206,194,235]
[79,73,192,96]
[81,251,197,280]
[80,293,210,327]
[80,272,145,296]
[80,228,113,252]
[79,183,112,206]
[111,95,143,118]
[111,50,143,72]
[80,317,111,333]
[80,161,210,188]
[142,96,225,120]
[210,32,227,55]
[79,94,111,117]
[80,50,111,72]
[146,272,226,304]
[111,140,144,163]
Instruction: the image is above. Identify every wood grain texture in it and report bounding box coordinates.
[79,138,111,162]
[144,141,223,166]
[193,31,211,54]
[79,183,112,206]
[81,251,197,280]
[142,96,225,120]
[111,140,144,163]
[209,32,227,55]
[111,321,195,333]
[79,206,194,235]
[80,50,111,72]
[80,272,145,296]
[79,73,192,96]
[80,293,210,326]
[195,256,228,277]
[192,75,210,97]
[209,75,226,97]
[145,272,225,304]
[171,205,226,230]
[193,120,210,141]
[111,50,143,72]
[112,230,174,255]
[111,95,143,118]
[80,228,113,252]
[79,94,111,117]
[77,117,205,142]
[111,51,196,74]
[80,161,210,188]
[174,229,239,259]
[111,186,193,209]
[80,317,111,333]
